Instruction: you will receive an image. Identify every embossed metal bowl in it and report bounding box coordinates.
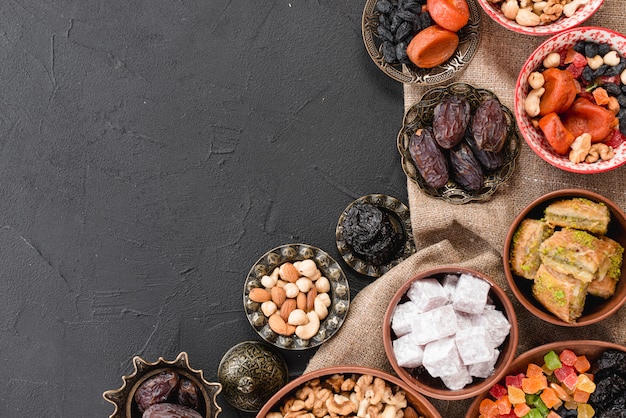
[336,194,416,278]
[243,243,350,350]
[362,0,481,85]
[217,341,288,413]
[102,352,222,418]
[397,83,521,204]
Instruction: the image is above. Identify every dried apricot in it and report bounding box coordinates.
[426,0,470,32]
[406,25,459,69]
[538,68,578,116]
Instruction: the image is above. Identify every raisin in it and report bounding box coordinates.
[382,41,397,63]
[135,370,180,412]
[573,41,587,54]
[465,134,504,171]
[604,83,621,96]
[471,98,508,152]
[377,25,394,42]
[177,378,199,410]
[408,126,449,189]
[390,12,403,33]
[449,142,484,191]
[396,9,418,21]
[584,42,599,58]
[432,95,471,149]
[395,41,410,64]
[395,21,412,42]
[379,13,391,30]
[598,42,611,57]
[375,0,394,14]
[582,66,595,82]
[617,93,626,108]
[142,403,203,418]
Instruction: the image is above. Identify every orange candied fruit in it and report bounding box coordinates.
[527,363,544,378]
[574,355,591,373]
[522,374,548,394]
[508,385,526,404]
[513,402,531,417]
[576,373,597,393]
[540,387,563,409]
[573,387,591,404]
[550,382,572,402]
[479,398,498,418]
[495,396,512,414]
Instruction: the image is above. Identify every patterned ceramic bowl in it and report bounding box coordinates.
[477,0,602,36]
[515,27,626,173]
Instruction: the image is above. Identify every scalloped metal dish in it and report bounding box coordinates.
[336,194,416,278]
[243,243,350,350]
[362,0,481,85]
[397,83,521,204]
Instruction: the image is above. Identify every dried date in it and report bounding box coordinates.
[432,95,470,149]
[449,142,483,191]
[409,127,449,189]
[471,98,508,153]
[142,403,203,418]
[465,134,504,171]
[135,370,180,412]
[177,378,199,410]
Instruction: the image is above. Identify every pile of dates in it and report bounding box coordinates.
[134,369,203,418]
[409,95,509,191]
[375,0,433,65]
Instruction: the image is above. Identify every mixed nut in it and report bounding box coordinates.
[488,0,589,27]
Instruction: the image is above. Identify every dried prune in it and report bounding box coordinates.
[177,378,199,410]
[472,98,508,152]
[432,95,470,149]
[142,403,203,418]
[449,142,483,191]
[135,370,180,412]
[589,350,626,416]
[409,127,449,189]
[465,134,504,171]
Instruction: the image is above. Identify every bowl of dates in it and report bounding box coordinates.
[383,266,519,400]
[504,188,626,326]
[465,340,626,417]
[515,27,626,174]
[103,352,222,418]
[335,194,416,278]
[397,83,521,204]
[362,0,481,85]
[243,243,350,350]
[476,0,603,36]
[256,366,443,418]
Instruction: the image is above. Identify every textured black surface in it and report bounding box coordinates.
[0,1,406,417]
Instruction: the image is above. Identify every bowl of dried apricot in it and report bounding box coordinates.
[243,243,350,350]
[465,340,626,417]
[515,27,626,173]
[477,0,602,36]
[256,366,443,418]
[383,266,519,400]
[504,189,626,326]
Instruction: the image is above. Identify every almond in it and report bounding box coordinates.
[279,298,297,322]
[249,287,271,303]
[404,407,420,418]
[306,288,317,312]
[271,286,286,307]
[268,314,289,335]
[279,262,300,283]
[296,291,307,311]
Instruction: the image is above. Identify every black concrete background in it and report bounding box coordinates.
[0,1,408,416]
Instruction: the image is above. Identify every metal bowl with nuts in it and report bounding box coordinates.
[243,243,350,350]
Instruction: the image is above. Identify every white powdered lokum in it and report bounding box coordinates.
[406,277,448,312]
[440,366,473,390]
[391,301,420,337]
[468,349,500,378]
[455,326,493,365]
[472,305,511,347]
[392,333,424,368]
[452,273,491,314]
[423,337,462,377]
[441,274,459,301]
[410,305,458,345]
[455,311,475,330]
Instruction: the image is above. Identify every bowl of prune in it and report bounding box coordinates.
[397,83,521,204]
[256,366,443,418]
[476,0,603,36]
[362,0,481,85]
[103,352,222,418]
[383,266,519,400]
[335,194,416,278]
[504,188,626,326]
[515,27,626,174]
[243,243,350,350]
[465,340,626,417]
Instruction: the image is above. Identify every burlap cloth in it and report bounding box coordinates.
[303,2,626,416]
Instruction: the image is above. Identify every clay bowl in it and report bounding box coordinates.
[504,188,626,326]
[477,0,602,36]
[465,340,626,417]
[515,27,626,173]
[383,266,519,400]
[102,352,222,418]
[256,366,442,418]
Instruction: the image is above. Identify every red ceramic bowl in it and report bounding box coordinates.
[383,266,519,400]
[504,189,626,326]
[465,340,626,417]
[514,27,626,173]
[256,366,442,418]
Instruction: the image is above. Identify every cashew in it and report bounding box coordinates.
[528,71,545,89]
[314,296,329,320]
[533,1,547,14]
[261,300,278,317]
[288,309,309,326]
[603,50,621,66]
[267,413,283,418]
[270,267,280,282]
[380,405,398,418]
[295,311,320,339]
[543,52,561,68]
[563,0,589,17]
[501,0,520,19]
[587,55,604,70]
[516,8,541,26]
[568,133,592,163]
[525,87,545,117]
[315,276,330,293]
[261,274,278,288]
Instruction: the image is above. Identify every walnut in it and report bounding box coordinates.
[569,133,592,163]
[326,394,355,416]
[540,0,564,21]
[325,374,345,393]
[355,375,386,406]
[586,143,615,163]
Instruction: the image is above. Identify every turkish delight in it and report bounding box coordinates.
[468,348,500,378]
[391,301,420,337]
[440,366,473,391]
[392,334,424,368]
[452,273,491,314]
[406,277,448,312]
[455,326,494,365]
[423,337,463,377]
[410,305,458,345]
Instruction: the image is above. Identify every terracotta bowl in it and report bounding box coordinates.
[465,340,626,417]
[514,27,626,173]
[256,366,442,418]
[477,0,602,36]
[504,188,626,326]
[383,266,519,400]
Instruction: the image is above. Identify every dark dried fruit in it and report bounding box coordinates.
[135,370,180,412]
[395,21,413,42]
[432,95,471,149]
[472,98,508,152]
[377,25,394,42]
[465,134,504,171]
[409,127,449,189]
[375,0,394,14]
[142,402,203,418]
[449,142,483,191]
[589,350,626,415]
[177,378,199,410]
